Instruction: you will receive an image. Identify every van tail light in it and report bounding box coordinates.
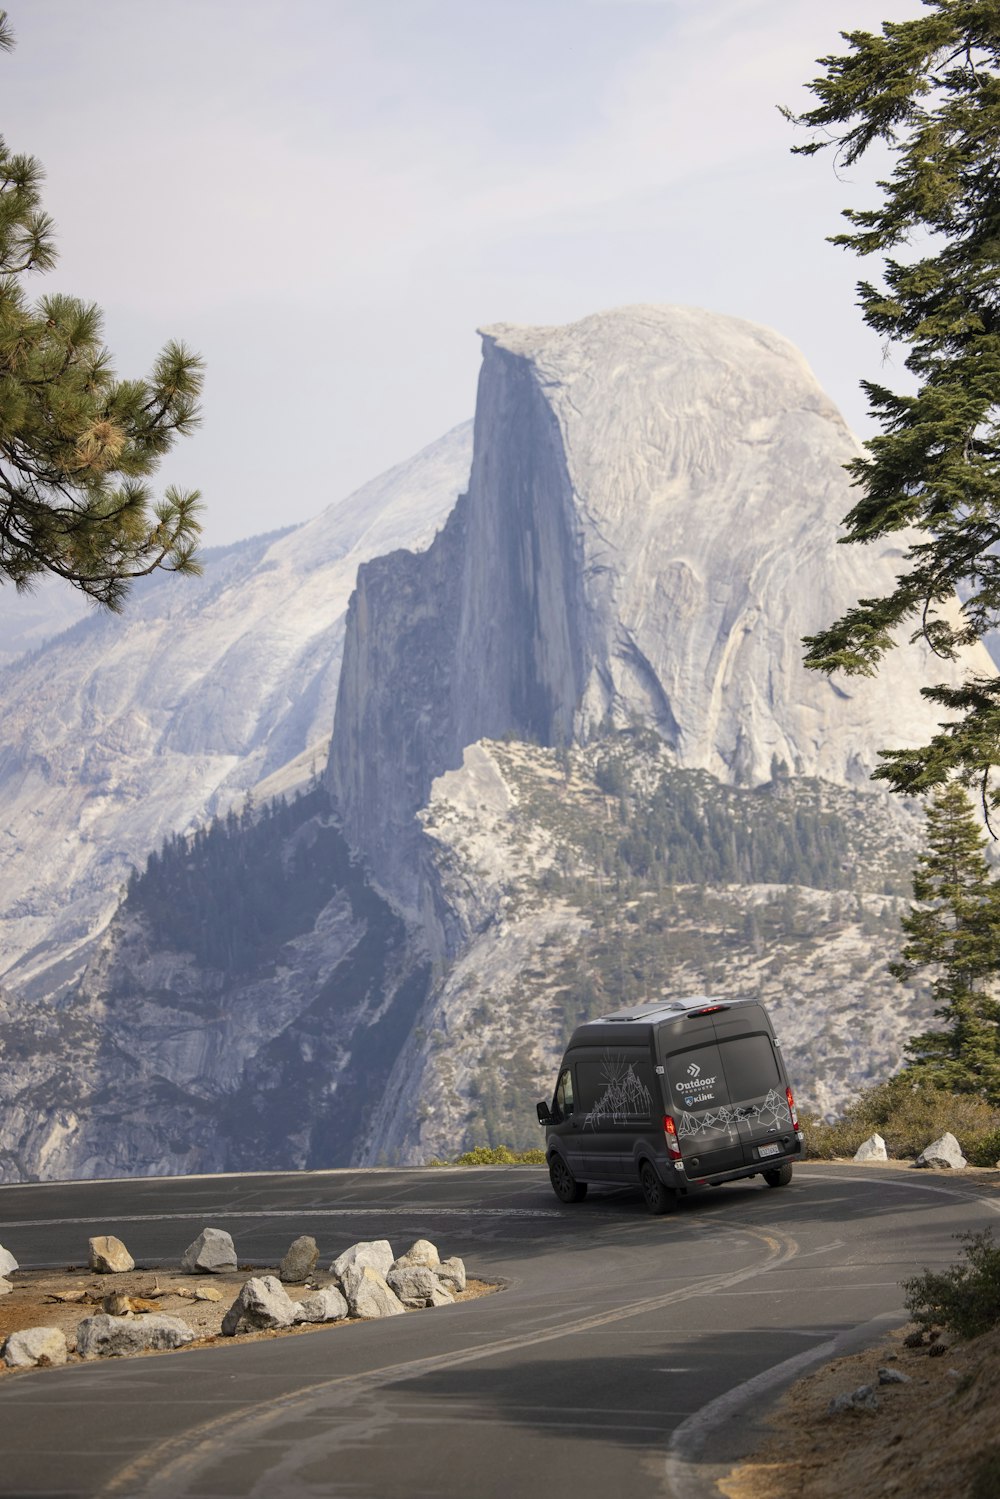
[663,1115,682,1160]
[786,1086,800,1133]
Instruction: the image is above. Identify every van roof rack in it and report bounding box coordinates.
[596,995,738,1023]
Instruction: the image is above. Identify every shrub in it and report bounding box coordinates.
[903,1229,1000,1340]
[803,1076,1000,1162]
[452,1146,546,1166]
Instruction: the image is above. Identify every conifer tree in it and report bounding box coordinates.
[892,782,1000,1101]
[0,10,203,609]
[788,3,1000,817]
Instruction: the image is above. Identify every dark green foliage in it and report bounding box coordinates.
[127,785,350,974]
[789,5,1000,809]
[572,753,910,893]
[903,1228,1000,1339]
[893,783,1000,1101]
[802,1073,1000,1161]
[0,10,202,607]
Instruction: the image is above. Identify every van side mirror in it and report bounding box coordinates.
[536,1101,554,1126]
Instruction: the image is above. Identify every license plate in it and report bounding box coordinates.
[758,1142,781,1159]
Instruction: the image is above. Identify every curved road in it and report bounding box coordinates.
[0,1163,997,1498]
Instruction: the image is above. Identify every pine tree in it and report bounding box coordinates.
[0,10,203,609]
[892,782,1000,1101]
[788,4,1000,816]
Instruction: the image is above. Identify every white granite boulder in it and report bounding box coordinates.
[331,1240,394,1282]
[3,1326,68,1368]
[387,1264,439,1308]
[77,1313,195,1359]
[436,1256,467,1294]
[915,1132,967,1170]
[88,1235,135,1273]
[0,1279,11,1296]
[393,1238,440,1270]
[182,1227,238,1274]
[279,1235,319,1284]
[828,1383,878,1415]
[0,1245,18,1278]
[854,1133,888,1163]
[429,1283,455,1307]
[221,1276,297,1336]
[341,1263,405,1319]
[294,1284,349,1324]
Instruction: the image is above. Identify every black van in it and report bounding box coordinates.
[536,995,803,1213]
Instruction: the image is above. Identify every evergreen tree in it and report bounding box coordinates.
[0,10,203,609]
[788,4,1000,815]
[892,782,1000,1101]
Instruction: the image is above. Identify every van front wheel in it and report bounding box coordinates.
[640,1162,677,1216]
[549,1154,587,1203]
[763,1164,793,1188]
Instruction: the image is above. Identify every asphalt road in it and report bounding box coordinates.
[0,1163,997,1499]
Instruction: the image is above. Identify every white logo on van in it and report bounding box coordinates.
[687,1063,701,1077]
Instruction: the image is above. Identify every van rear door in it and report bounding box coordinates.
[713,1031,794,1166]
[661,1040,745,1177]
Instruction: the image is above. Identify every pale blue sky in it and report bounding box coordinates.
[4,0,921,546]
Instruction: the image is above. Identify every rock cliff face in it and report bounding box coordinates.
[329,306,991,918]
[0,424,471,1000]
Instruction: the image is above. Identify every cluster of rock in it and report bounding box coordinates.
[0,1230,468,1370]
[852,1131,970,1169]
[827,1365,911,1416]
[221,1237,466,1336]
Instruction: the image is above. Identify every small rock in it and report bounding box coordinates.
[181,1227,237,1274]
[827,1384,878,1415]
[854,1133,888,1163]
[387,1264,439,1308]
[102,1292,133,1317]
[331,1240,394,1283]
[193,1284,223,1302]
[2,1326,68,1368]
[393,1239,440,1270]
[0,1279,11,1297]
[429,1283,455,1307]
[436,1256,467,1294]
[221,1276,297,1336]
[914,1132,967,1170]
[294,1285,349,1324]
[88,1235,135,1274]
[279,1236,319,1284]
[341,1263,405,1320]
[77,1313,194,1359]
[878,1367,911,1385]
[0,1245,18,1278]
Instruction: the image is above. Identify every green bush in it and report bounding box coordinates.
[903,1229,1000,1340]
[803,1076,1000,1162]
[452,1146,546,1166]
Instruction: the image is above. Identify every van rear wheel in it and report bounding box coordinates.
[763,1164,793,1188]
[640,1162,677,1216]
[549,1154,587,1203]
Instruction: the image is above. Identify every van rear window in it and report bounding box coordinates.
[664,1043,728,1110]
[719,1034,780,1099]
[664,1034,781,1112]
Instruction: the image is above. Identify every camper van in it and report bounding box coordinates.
[536,995,802,1213]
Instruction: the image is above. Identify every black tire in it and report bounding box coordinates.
[640,1161,678,1216]
[763,1163,793,1188]
[549,1153,587,1203]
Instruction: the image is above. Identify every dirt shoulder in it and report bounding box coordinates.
[0,1266,498,1371]
[721,1160,1000,1499]
[719,1320,1000,1499]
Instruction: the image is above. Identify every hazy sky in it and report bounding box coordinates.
[4,0,922,547]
